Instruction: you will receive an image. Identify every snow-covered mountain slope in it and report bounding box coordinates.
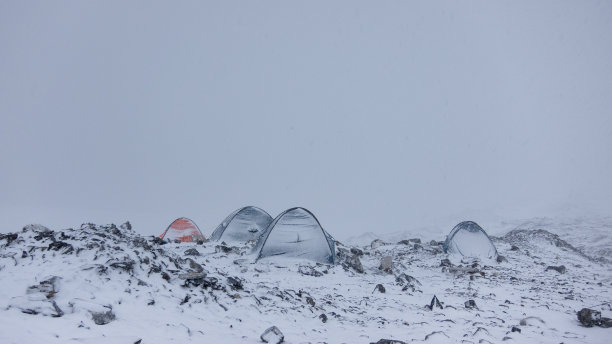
[0,221,610,343]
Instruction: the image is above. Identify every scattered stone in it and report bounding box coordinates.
[179,272,207,287]
[260,326,284,343]
[227,276,243,290]
[576,308,612,327]
[373,284,386,293]
[427,295,443,310]
[319,313,328,323]
[370,340,406,344]
[27,276,61,299]
[429,240,438,246]
[0,233,18,245]
[379,256,393,274]
[350,247,364,256]
[510,245,520,251]
[120,221,132,231]
[215,245,239,254]
[440,259,452,267]
[21,250,27,258]
[298,265,323,277]
[91,310,115,325]
[371,239,385,249]
[202,276,221,289]
[48,241,74,254]
[519,316,545,326]
[395,273,421,293]
[344,254,364,274]
[152,237,166,245]
[185,258,204,272]
[511,326,521,333]
[184,248,200,256]
[161,272,171,281]
[496,255,507,263]
[464,300,477,309]
[545,265,566,274]
[306,297,315,307]
[107,258,135,273]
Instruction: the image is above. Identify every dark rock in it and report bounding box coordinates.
[21,251,27,258]
[120,221,132,231]
[161,272,170,281]
[298,265,324,277]
[134,340,142,344]
[227,277,243,290]
[395,273,421,293]
[48,241,74,254]
[185,258,204,272]
[370,339,407,344]
[184,248,200,256]
[511,326,521,333]
[215,245,239,254]
[371,239,385,249]
[350,248,364,256]
[429,240,438,246]
[180,295,191,305]
[108,258,135,273]
[510,245,520,251]
[0,233,18,245]
[496,255,508,263]
[306,297,315,307]
[397,240,411,245]
[413,243,422,250]
[344,254,364,274]
[373,284,386,293]
[427,295,443,310]
[578,308,600,327]
[260,326,284,343]
[202,276,221,290]
[319,313,328,323]
[464,300,477,309]
[440,259,452,267]
[601,317,612,328]
[545,265,566,274]
[91,310,115,325]
[152,237,166,245]
[179,272,207,287]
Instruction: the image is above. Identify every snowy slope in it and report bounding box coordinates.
[0,221,610,343]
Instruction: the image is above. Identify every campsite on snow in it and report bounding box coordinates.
[1,207,610,343]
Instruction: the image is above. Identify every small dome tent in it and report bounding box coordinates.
[210,206,273,243]
[159,218,205,243]
[253,207,336,264]
[443,221,497,259]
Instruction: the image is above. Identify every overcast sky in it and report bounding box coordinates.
[1,1,611,240]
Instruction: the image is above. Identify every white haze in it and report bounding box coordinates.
[1,1,611,240]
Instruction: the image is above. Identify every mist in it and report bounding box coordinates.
[1,1,611,240]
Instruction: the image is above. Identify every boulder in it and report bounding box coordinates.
[379,256,393,274]
[260,326,284,343]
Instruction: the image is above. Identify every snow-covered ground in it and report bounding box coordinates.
[0,219,610,343]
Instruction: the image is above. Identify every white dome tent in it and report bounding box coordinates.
[253,207,336,264]
[210,206,273,243]
[443,221,498,259]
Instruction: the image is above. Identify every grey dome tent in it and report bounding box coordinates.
[210,206,273,243]
[443,221,497,259]
[253,207,336,264]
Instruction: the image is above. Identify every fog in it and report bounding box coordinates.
[1,1,611,240]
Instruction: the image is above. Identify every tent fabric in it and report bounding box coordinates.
[443,221,497,258]
[210,206,273,243]
[159,218,205,243]
[253,207,336,264]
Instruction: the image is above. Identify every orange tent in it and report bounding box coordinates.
[159,218,205,243]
